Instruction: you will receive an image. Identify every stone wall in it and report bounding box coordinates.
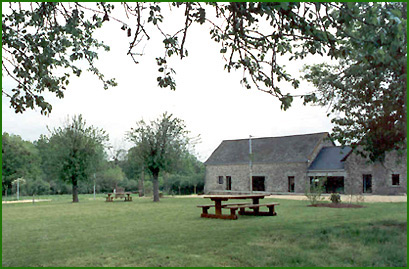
[205,145,407,195]
[204,162,309,194]
[344,150,407,195]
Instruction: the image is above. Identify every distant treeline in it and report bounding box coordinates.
[2,132,205,197]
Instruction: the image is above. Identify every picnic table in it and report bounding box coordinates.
[198,194,279,220]
[105,192,133,202]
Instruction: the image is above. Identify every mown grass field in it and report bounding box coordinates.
[2,194,407,267]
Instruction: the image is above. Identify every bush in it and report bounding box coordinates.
[49,180,72,194]
[305,177,326,205]
[330,193,341,204]
[144,181,153,196]
[77,181,93,194]
[22,178,51,196]
[118,178,138,192]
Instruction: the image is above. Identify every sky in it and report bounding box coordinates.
[2,3,335,162]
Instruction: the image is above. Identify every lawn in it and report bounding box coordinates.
[2,194,407,267]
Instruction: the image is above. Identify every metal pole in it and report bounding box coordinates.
[17,180,19,200]
[249,135,253,193]
[93,173,96,200]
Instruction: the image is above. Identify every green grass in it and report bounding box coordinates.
[2,195,407,267]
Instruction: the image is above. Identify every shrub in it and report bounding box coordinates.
[144,181,153,196]
[22,178,51,196]
[330,193,341,204]
[118,178,138,192]
[305,177,326,205]
[78,181,94,194]
[49,180,71,194]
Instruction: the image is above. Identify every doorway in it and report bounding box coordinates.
[363,174,372,193]
[226,176,232,191]
[288,176,295,192]
[324,177,344,193]
[252,176,265,191]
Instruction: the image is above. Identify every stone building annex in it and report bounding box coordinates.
[204,132,407,195]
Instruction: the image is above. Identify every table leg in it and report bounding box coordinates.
[268,205,277,215]
[253,207,260,215]
[215,200,222,215]
[202,207,209,215]
[230,208,237,218]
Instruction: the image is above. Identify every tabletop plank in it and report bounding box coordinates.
[203,194,266,199]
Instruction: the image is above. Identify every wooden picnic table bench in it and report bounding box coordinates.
[197,202,251,218]
[198,194,279,220]
[224,202,279,216]
[105,191,133,202]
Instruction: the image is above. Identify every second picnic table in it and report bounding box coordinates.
[106,192,133,202]
[198,194,279,220]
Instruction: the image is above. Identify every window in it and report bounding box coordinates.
[363,174,372,193]
[392,174,400,186]
[325,177,345,194]
[288,176,295,192]
[226,176,232,190]
[218,176,223,184]
[252,176,265,191]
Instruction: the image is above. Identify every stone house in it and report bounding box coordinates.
[204,132,406,195]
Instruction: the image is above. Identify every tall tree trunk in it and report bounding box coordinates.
[194,184,197,195]
[178,185,181,195]
[138,170,145,197]
[72,177,79,203]
[152,171,160,202]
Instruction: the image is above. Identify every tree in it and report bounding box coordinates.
[3,2,406,160]
[96,162,125,192]
[2,2,117,115]
[2,2,338,112]
[302,2,406,162]
[126,112,192,202]
[169,153,204,195]
[21,178,51,197]
[35,134,74,194]
[121,146,145,197]
[43,114,108,202]
[2,132,42,195]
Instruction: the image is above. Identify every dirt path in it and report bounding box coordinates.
[181,194,407,203]
[266,194,407,203]
[2,195,406,204]
[2,199,51,204]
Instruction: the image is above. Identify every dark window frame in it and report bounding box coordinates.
[226,176,232,190]
[252,176,266,192]
[288,176,295,192]
[363,174,372,193]
[392,174,400,186]
[218,176,223,184]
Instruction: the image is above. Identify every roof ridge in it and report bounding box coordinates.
[222,132,329,142]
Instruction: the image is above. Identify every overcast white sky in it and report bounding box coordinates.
[2,3,335,162]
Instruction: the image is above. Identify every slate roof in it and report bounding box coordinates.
[205,132,330,165]
[308,146,352,171]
